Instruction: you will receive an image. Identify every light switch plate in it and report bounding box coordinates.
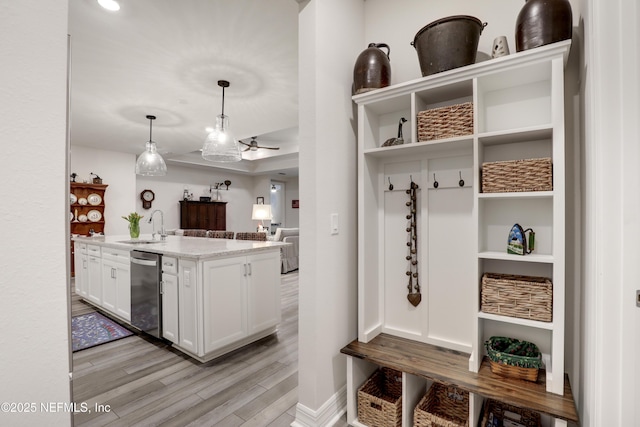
[330,213,339,235]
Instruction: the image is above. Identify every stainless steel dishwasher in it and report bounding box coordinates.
[130,250,162,338]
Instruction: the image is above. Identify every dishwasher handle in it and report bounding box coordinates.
[131,257,158,267]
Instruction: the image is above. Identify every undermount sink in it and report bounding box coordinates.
[117,239,164,244]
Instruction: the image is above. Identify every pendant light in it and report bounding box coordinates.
[202,80,242,162]
[135,115,167,176]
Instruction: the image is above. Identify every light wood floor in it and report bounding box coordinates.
[72,272,310,427]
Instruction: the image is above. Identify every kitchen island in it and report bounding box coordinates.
[73,235,289,362]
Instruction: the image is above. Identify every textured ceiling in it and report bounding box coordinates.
[68,0,299,173]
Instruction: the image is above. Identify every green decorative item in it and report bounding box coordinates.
[507,223,535,255]
[122,212,144,239]
[485,336,542,369]
[485,336,542,383]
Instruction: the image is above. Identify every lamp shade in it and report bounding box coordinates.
[202,114,241,162]
[136,115,167,176]
[251,204,273,221]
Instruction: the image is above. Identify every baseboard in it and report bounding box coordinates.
[291,385,346,427]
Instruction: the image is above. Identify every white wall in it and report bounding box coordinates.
[136,163,258,234]
[582,0,640,425]
[295,0,360,424]
[70,145,275,235]
[364,0,581,85]
[70,145,136,235]
[284,177,300,228]
[0,1,72,425]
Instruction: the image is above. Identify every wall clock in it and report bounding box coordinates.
[141,189,155,209]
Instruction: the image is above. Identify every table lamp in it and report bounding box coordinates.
[251,204,272,232]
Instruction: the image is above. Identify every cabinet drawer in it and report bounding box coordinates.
[87,244,101,256]
[102,247,130,262]
[76,242,88,253]
[162,256,178,274]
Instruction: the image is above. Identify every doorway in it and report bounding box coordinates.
[270,181,286,235]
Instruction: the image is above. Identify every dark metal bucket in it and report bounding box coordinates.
[411,15,487,76]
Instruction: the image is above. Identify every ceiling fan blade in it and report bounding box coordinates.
[242,147,251,152]
[239,140,251,147]
[260,146,280,150]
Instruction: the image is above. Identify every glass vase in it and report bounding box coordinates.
[129,222,140,239]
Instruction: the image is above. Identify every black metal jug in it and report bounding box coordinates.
[515,0,572,52]
[353,43,391,95]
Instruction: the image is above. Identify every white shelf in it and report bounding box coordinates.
[478,124,553,146]
[478,191,553,200]
[364,135,472,158]
[478,311,554,330]
[478,251,554,263]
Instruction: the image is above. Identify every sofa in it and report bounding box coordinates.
[273,228,299,273]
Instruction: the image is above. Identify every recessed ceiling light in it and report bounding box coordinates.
[98,0,120,11]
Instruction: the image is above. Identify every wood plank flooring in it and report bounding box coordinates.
[72,272,308,427]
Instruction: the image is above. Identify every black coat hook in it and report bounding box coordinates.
[433,173,439,189]
[388,177,394,191]
[459,171,465,187]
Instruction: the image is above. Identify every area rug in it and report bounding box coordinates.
[71,312,133,352]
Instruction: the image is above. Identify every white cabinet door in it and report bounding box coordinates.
[203,256,247,353]
[101,258,117,313]
[114,262,131,321]
[162,272,179,344]
[74,246,88,298]
[247,251,281,335]
[87,254,102,305]
[178,259,198,354]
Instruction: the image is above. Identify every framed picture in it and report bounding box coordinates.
[256,197,264,204]
[292,199,299,209]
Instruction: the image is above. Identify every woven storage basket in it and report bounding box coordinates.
[485,336,542,382]
[479,399,541,427]
[481,273,552,322]
[417,102,473,141]
[358,367,402,427]
[481,157,552,193]
[413,383,469,427]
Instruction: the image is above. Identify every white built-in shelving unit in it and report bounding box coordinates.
[343,40,575,427]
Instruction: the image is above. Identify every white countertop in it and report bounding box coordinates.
[73,234,289,259]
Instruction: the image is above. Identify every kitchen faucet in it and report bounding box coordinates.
[148,209,167,241]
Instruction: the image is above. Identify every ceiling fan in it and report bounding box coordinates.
[239,136,280,152]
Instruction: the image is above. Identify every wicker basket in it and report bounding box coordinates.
[358,368,402,427]
[485,336,542,382]
[413,383,469,427]
[479,399,541,427]
[481,273,552,322]
[417,102,473,141]
[481,157,552,193]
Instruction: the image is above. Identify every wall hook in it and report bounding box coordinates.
[388,177,394,191]
[458,171,465,187]
[433,173,439,189]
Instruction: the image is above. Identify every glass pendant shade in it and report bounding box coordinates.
[202,79,241,163]
[135,141,167,176]
[202,114,241,162]
[136,115,167,176]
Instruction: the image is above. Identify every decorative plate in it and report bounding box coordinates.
[78,214,88,222]
[87,210,102,222]
[87,193,102,205]
[69,212,73,221]
[78,197,88,205]
[70,193,77,204]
